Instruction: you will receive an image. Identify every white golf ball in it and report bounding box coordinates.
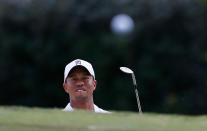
[111,14,134,35]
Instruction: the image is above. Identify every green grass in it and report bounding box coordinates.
[0,106,206,131]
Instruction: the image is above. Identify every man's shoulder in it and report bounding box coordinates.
[63,103,73,111]
[94,104,111,114]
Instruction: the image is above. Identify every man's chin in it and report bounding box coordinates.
[75,94,88,101]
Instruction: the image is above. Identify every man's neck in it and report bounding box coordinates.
[70,98,94,111]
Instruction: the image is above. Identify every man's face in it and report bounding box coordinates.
[63,66,96,101]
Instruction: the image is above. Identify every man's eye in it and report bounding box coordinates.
[71,78,78,81]
[83,77,89,80]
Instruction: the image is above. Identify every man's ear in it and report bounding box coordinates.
[63,83,69,94]
[93,80,97,90]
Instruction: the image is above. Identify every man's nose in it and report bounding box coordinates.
[75,79,84,86]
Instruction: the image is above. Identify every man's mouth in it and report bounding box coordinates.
[75,89,86,92]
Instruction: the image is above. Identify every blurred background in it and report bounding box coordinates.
[0,0,207,115]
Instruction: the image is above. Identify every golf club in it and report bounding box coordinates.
[120,67,142,114]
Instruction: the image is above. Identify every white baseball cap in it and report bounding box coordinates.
[64,59,95,82]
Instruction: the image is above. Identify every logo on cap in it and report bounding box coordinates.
[75,60,81,65]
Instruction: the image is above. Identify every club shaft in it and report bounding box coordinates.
[134,87,142,113]
[132,73,142,114]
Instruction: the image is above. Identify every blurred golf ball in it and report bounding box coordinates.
[111,14,134,35]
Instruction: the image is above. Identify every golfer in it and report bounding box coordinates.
[63,59,110,113]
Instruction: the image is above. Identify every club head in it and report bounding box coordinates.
[120,67,134,74]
